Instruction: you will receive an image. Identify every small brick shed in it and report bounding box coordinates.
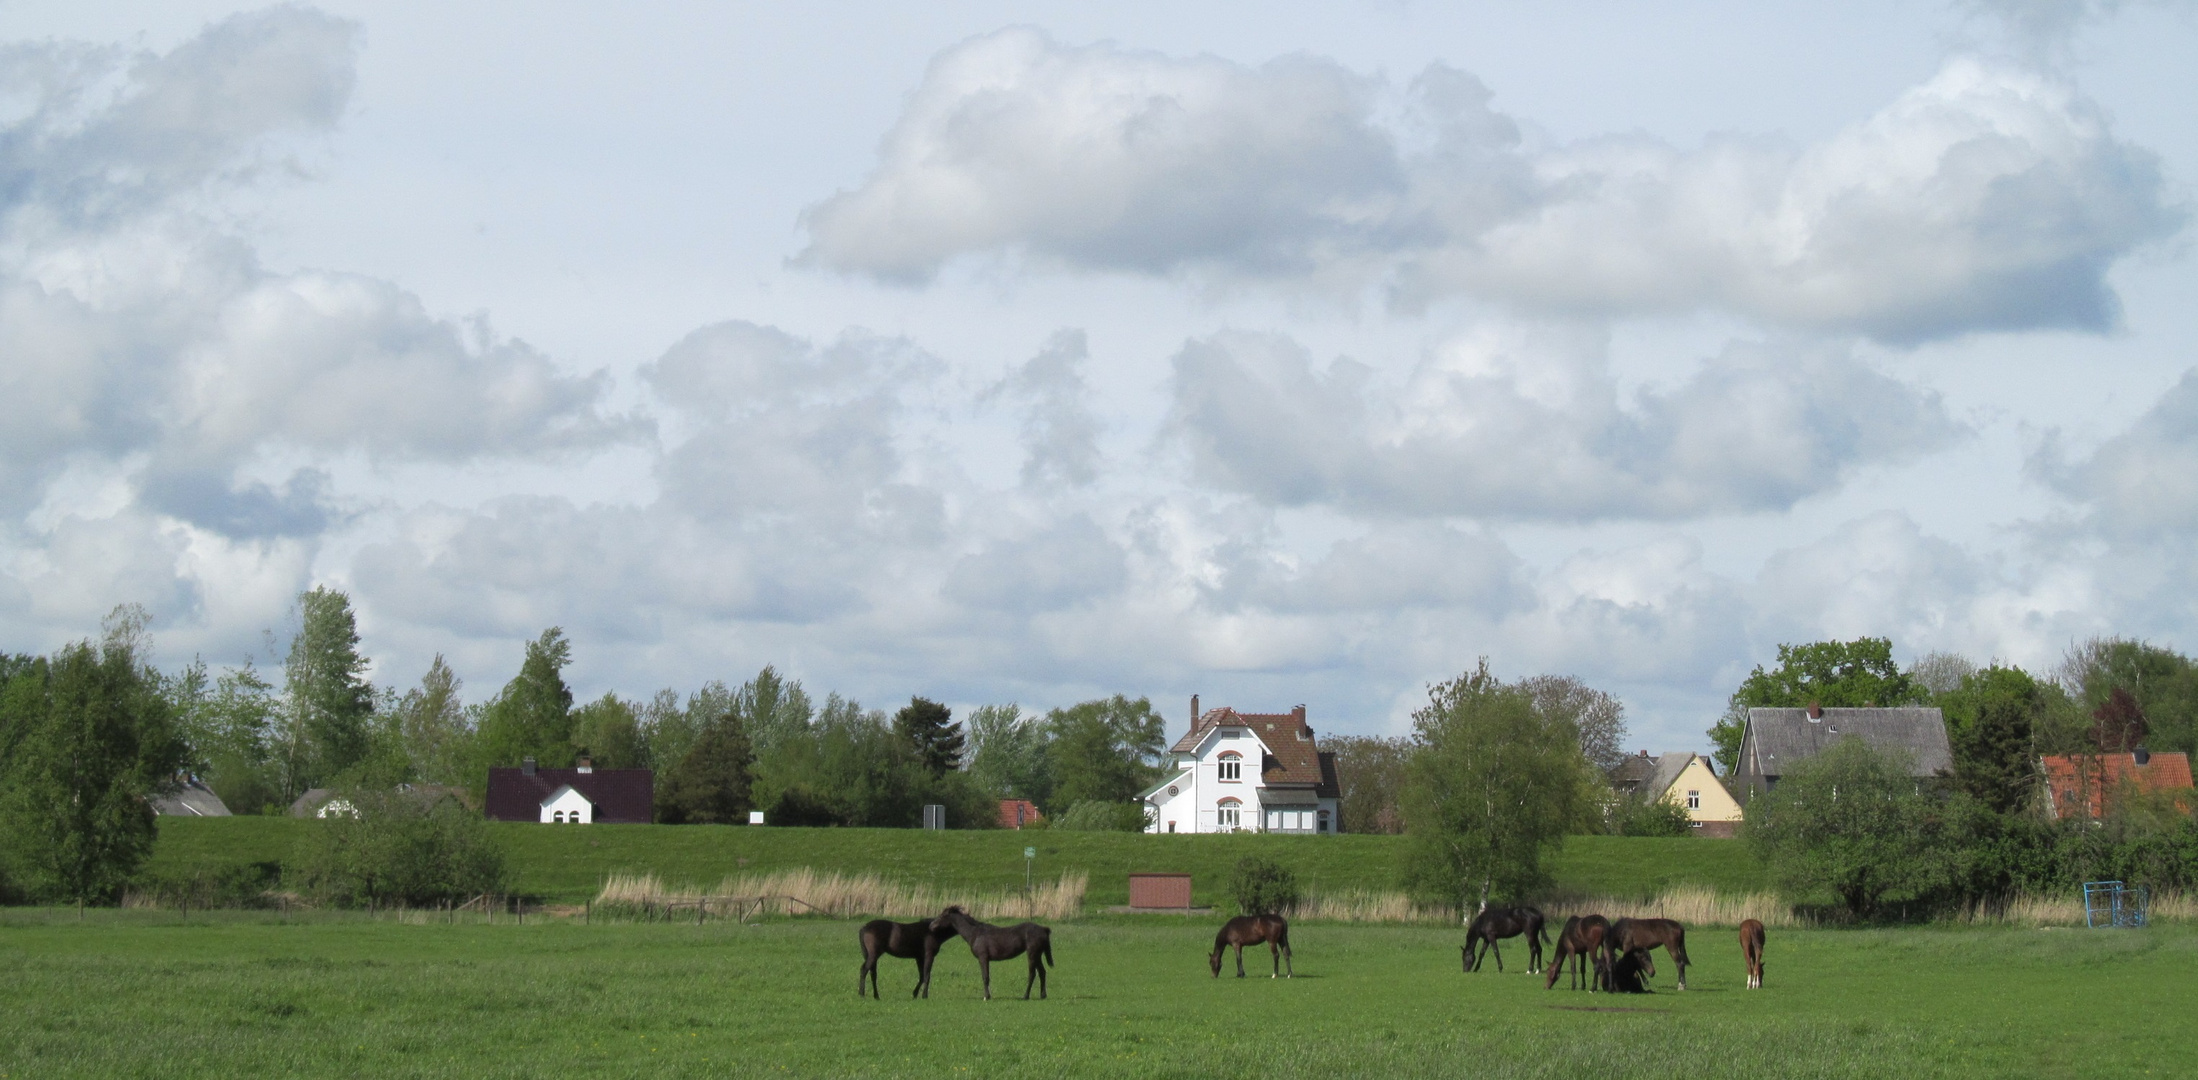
[1127,873,1193,909]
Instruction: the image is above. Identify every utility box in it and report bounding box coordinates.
[922,804,946,830]
[1128,873,1193,910]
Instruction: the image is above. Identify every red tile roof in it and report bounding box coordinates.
[1171,705,1328,787]
[2039,753,2193,819]
[998,799,1044,829]
[484,767,654,823]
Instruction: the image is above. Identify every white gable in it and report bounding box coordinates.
[540,785,595,824]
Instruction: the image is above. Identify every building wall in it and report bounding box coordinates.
[541,786,594,823]
[1144,725,1338,834]
[1661,756,1743,829]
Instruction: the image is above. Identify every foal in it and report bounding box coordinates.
[1605,917,1690,990]
[1739,918,1766,989]
[857,915,959,999]
[930,905,1054,1001]
[1211,913,1294,979]
[1542,914,1611,991]
[1462,906,1547,974]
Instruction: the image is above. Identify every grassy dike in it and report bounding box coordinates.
[144,817,1771,907]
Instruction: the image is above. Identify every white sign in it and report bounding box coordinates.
[1025,846,1036,859]
[749,811,765,825]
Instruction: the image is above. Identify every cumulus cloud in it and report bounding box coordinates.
[803,30,2178,341]
[1166,327,1959,520]
[0,9,643,536]
[986,329,1103,490]
[2032,370,2198,538]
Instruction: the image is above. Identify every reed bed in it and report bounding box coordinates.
[592,868,1087,922]
[1546,884,1803,929]
[1955,889,2196,926]
[1284,890,1456,924]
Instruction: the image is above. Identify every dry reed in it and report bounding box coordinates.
[592,868,1087,922]
[1545,885,1804,929]
[1956,889,2195,926]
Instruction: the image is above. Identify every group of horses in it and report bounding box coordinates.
[860,903,1766,1001]
[1463,905,1767,993]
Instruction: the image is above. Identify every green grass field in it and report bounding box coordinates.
[144,818,1770,905]
[2,909,2188,1079]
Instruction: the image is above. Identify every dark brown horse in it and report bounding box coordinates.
[1211,914,1294,978]
[930,905,1054,1000]
[1606,917,1689,990]
[1462,906,1547,974]
[1740,918,1765,989]
[1604,947,1654,993]
[1543,914,1611,991]
[857,915,959,998]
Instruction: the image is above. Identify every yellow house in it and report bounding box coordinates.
[1611,751,1745,837]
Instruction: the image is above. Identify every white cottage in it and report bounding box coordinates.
[1142,698,1342,835]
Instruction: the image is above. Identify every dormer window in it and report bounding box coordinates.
[1217,751,1242,782]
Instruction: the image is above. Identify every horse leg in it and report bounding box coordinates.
[1489,938,1503,973]
[1282,937,1294,978]
[1024,954,1038,1000]
[859,958,873,998]
[1235,942,1247,978]
[980,957,992,1001]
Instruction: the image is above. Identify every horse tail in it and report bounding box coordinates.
[1042,935,1054,968]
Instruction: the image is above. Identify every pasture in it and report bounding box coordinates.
[3,910,2190,1079]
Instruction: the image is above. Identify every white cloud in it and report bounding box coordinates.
[2032,369,2198,538]
[1166,326,1959,520]
[804,31,2178,341]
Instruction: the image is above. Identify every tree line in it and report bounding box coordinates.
[0,590,1186,903]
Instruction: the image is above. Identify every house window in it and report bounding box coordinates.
[1167,820,1177,833]
[1317,811,1330,833]
[1218,752,1242,782]
[1686,790,1701,810]
[1217,799,1241,830]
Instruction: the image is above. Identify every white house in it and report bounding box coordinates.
[1142,698,1342,834]
[540,784,595,823]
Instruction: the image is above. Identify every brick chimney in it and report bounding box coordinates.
[1806,702,1823,720]
[1190,694,1200,731]
[576,755,594,774]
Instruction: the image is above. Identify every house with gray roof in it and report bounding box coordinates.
[151,775,232,817]
[1732,704,1952,805]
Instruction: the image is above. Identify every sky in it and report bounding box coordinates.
[0,0,2193,752]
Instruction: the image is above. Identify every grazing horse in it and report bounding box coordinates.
[1606,917,1690,990]
[857,915,959,999]
[1211,914,1294,979]
[1543,914,1611,991]
[930,905,1054,1001]
[1462,906,1547,974]
[1739,919,1766,989]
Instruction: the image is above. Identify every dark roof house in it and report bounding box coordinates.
[484,757,654,823]
[1732,705,1952,804]
[151,775,231,817]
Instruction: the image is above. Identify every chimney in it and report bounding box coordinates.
[522,756,536,776]
[1806,702,1823,720]
[2134,745,2151,766]
[577,755,594,774]
[1191,694,1200,727]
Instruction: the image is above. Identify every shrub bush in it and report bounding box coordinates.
[1607,794,1694,837]
[290,789,508,907]
[1227,855,1300,916]
[1051,800,1148,832]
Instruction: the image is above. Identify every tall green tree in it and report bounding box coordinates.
[569,693,645,769]
[279,587,376,797]
[893,696,964,776]
[2059,637,2198,755]
[191,659,284,814]
[1324,734,1410,834]
[1519,674,1629,773]
[392,655,473,786]
[1743,737,1946,917]
[0,610,190,904]
[1710,638,1929,773]
[736,666,814,758]
[965,703,1052,804]
[1045,695,1165,810]
[472,628,576,784]
[1936,665,2047,813]
[655,710,754,824]
[1401,660,1595,911]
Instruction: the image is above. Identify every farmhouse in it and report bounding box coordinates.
[1609,751,1743,837]
[1731,704,1952,804]
[150,774,232,817]
[1141,697,1341,834]
[2039,749,2194,819]
[484,756,654,824]
[998,799,1044,829]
